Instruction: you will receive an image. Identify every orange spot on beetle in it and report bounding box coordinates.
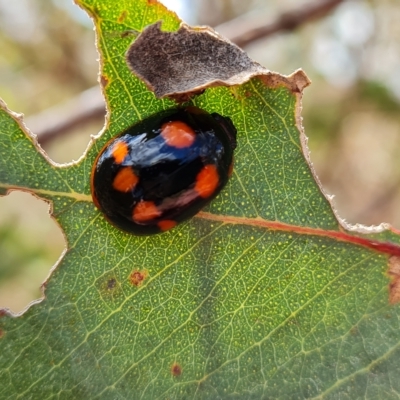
[113,167,139,192]
[158,220,177,231]
[195,164,219,198]
[171,363,182,376]
[129,270,148,287]
[133,201,161,222]
[161,121,196,149]
[112,141,129,164]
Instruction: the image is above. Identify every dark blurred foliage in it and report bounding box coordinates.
[1,0,400,311]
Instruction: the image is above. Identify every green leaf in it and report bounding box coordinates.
[1,0,400,399]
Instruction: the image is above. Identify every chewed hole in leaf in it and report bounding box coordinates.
[0,191,65,313]
[306,102,400,228]
[0,0,104,166]
[29,89,106,165]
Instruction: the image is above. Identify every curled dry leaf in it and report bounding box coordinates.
[126,22,310,101]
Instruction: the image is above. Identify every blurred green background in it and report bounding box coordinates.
[1,0,399,312]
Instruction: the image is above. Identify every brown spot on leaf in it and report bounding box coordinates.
[388,256,400,304]
[107,278,117,290]
[171,362,182,376]
[121,30,139,39]
[0,329,4,338]
[97,274,121,300]
[118,10,128,23]
[147,0,158,4]
[126,22,310,101]
[350,326,358,336]
[129,270,148,287]
[101,75,109,88]
[229,86,244,100]
[0,310,6,318]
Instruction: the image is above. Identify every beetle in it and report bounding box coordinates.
[90,107,237,235]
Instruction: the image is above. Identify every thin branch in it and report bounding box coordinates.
[25,86,105,147]
[27,0,345,144]
[217,0,345,48]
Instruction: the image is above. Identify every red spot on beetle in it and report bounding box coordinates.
[161,121,196,149]
[171,363,182,376]
[158,220,176,231]
[388,256,400,304]
[129,270,148,287]
[195,164,219,198]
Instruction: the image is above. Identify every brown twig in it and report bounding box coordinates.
[217,0,345,48]
[27,0,345,144]
[25,86,105,147]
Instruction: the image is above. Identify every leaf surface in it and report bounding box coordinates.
[0,1,400,399]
